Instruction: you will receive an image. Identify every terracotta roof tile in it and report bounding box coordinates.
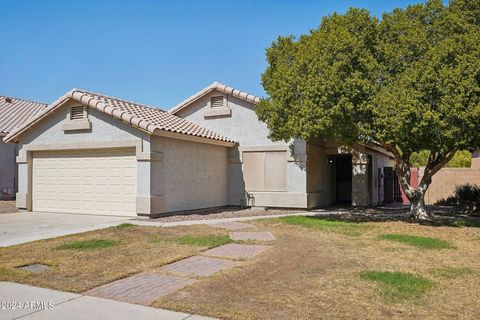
[4,89,235,144]
[170,81,261,114]
[0,96,47,136]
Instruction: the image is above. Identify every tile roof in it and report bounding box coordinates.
[4,89,235,144]
[0,96,47,136]
[170,81,261,114]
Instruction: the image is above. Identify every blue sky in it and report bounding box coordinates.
[1,0,423,109]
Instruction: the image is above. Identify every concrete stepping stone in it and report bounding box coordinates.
[209,221,255,230]
[161,256,241,277]
[203,243,271,259]
[84,272,196,305]
[230,231,276,241]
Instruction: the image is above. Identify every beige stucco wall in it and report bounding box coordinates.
[421,158,480,205]
[175,90,308,208]
[151,136,228,213]
[306,141,334,207]
[0,140,17,199]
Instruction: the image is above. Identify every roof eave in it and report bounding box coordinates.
[153,128,236,147]
[170,81,261,115]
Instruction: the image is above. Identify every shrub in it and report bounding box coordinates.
[436,184,480,215]
[455,184,480,215]
[435,196,457,206]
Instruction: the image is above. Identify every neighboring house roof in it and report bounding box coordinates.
[4,89,236,145]
[170,81,261,114]
[0,96,47,137]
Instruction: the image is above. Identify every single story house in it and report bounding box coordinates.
[171,82,396,209]
[4,83,395,217]
[0,96,47,199]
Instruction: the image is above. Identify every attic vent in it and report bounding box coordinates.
[4,97,12,103]
[211,96,224,108]
[70,106,85,120]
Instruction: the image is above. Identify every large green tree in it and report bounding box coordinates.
[257,0,480,219]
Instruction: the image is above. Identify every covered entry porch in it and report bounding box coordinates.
[306,140,396,208]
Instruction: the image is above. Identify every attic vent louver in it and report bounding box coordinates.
[70,106,84,120]
[211,96,224,108]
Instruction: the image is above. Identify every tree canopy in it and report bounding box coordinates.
[257,0,480,218]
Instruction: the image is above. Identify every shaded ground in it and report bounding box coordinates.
[137,207,304,223]
[0,224,229,292]
[0,200,18,214]
[154,217,480,320]
[315,205,480,228]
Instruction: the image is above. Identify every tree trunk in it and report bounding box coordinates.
[409,191,428,220]
[379,142,457,220]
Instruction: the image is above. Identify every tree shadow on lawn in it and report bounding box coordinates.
[310,205,480,228]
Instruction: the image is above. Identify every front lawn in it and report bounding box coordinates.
[154,217,480,320]
[0,224,229,292]
[1,215,479,319]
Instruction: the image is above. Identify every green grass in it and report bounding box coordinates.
[379,233,454,249]
[0,267,14,277]
[116,223,136,229]
[431,267,473,279]
[55,239,119,251]
[279,216,370,236]
[360,271,434,302]
[172,235,232,248]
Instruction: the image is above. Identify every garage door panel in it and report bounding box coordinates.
[32,149,137,216]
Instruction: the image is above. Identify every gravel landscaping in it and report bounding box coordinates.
[136,207,305,223]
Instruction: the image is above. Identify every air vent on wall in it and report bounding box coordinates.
[70,106,84,120]
[211,96,224,108]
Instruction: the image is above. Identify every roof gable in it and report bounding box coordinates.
[170,81,260,115]
[0,96,47,136]
[4,89,235,145]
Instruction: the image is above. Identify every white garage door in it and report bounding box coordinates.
[32,149,137,216]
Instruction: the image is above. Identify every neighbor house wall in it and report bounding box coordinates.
[0,140,17,199]
[151,136,228,213]
[14,100,157,214]
[420,157,480,205]
[176,91,308,208]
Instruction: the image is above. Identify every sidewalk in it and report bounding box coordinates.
[0,282,217,320]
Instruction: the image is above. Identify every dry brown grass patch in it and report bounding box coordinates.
[0,224,228,292]
[153,218,480,320]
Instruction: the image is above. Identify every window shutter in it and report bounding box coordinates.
[211,96,224,108]
[70,106,84,120]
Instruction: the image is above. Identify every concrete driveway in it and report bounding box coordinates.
[0,212,131,247]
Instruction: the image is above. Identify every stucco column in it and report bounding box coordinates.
[15,147,30,210]
[136,152,165,215]
[352,148,369,206]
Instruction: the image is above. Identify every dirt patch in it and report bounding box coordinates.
[0,224,228,292]
[154,219,480,320]
[137,207,304,223]
[0,200,18,214]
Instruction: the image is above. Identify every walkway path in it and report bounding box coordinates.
[0,282,217,320]
[83,222,276,314]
